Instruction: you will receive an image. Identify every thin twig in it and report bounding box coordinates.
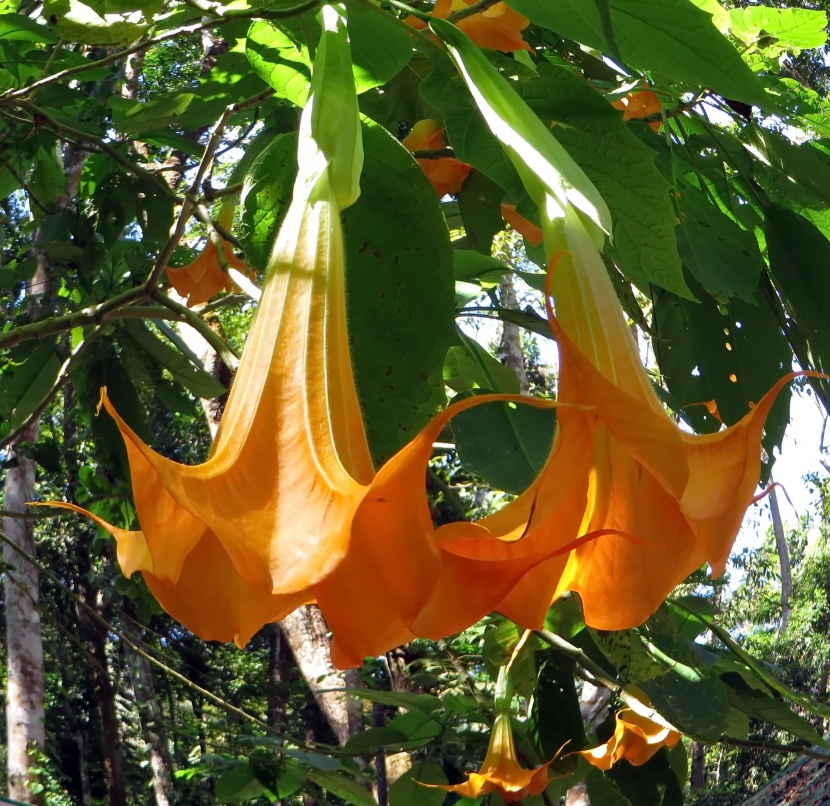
[448,0,498,23]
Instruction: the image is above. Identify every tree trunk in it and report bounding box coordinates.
[770,481,793,642]
[690,741,705,789]
[124,621,175,806]
[279,606,363,745]
[497,276,529,393]
[3,422,46,805]
[565,682,611,806]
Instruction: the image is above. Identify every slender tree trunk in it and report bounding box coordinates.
[279,606,363,745]
[565,682,611,806]
[690,741,705,789]
[76,543,127,806]
[497,276,529,393]
[123,616,175,806]
[3,421,45,805]
[770,481,793,641]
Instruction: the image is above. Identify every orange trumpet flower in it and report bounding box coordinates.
[407,0,531,53]
[612,89,662,131]
[166,202,247,306]
[580,709,681,770]
[427,713,552,802]
[402,120,471,198]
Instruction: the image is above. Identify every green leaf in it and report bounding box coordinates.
[0,339,62,430]
[529,658,587,757]
[420,54,523,198]
[215,764,266,804]
[117,320,226,401]
[641,669,730,741]
[306,769,376,806]
[586,768,631,806]
[451,395,556,495]
[675,182,763,303]
[43,0,150,44]
[246,21,312,106]
[347,3,413,92]
[517,62,685,296]
[589,629,666,684]
[342,727,411,755]
[444,330,520,394]
[652,278,791,475]
[728,7,827,55]
[456,171,507,254]
[506,0,770,108]
[678,602,830,720]
[0,13,59,41]
[722,672,827,747]
[240,122,455,462]
[341,688,442,714]
[766,204,830,380]
[389,760,448,806]
[752,127,830,209]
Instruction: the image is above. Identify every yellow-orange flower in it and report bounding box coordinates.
[425,713,552,802]
[407,0,531,53]
[166,203,247,306]
[580,709,681,770]
[492,207,798,631]
[402,120,471,198]
[612,90,662,131]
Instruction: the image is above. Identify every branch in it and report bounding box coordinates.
[448,0,499,23]
[719,736,830,761]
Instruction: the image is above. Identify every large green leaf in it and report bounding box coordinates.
[117,320,227,401]
[529,658,587,757]
[215,764,266,804]
[675,181,763,303]
[388,760,448,806]
[451,394,556,495]
[641,669,730,741]
[0,339,62,431]
[506,0,770,108]
[444,330,520,394]
[246,21,312,106]
[420,54,524,198]
[765,204,830,397]
[517,62,684,295]
[674,599,830,720]
[652,277,791,473]
[722,672,826,747]
[306,770,376,806]
[43,0,150,43]
[728,7,827,55]
[240,122,455,461]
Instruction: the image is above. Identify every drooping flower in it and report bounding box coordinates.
[407,0,531,53]
[402,120,471,198]
[166,201,247,306]
[500,203,543,247]
[580,709,681,770]
[432,713,552,802]
[612,89,662,131]
[431,18,799,632]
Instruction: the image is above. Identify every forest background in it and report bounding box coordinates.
[5,0,830,803]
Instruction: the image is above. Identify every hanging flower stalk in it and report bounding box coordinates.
[429,18,800,630]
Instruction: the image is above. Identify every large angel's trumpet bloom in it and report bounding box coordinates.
[431,18,799,631]
[580,709,681,770]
